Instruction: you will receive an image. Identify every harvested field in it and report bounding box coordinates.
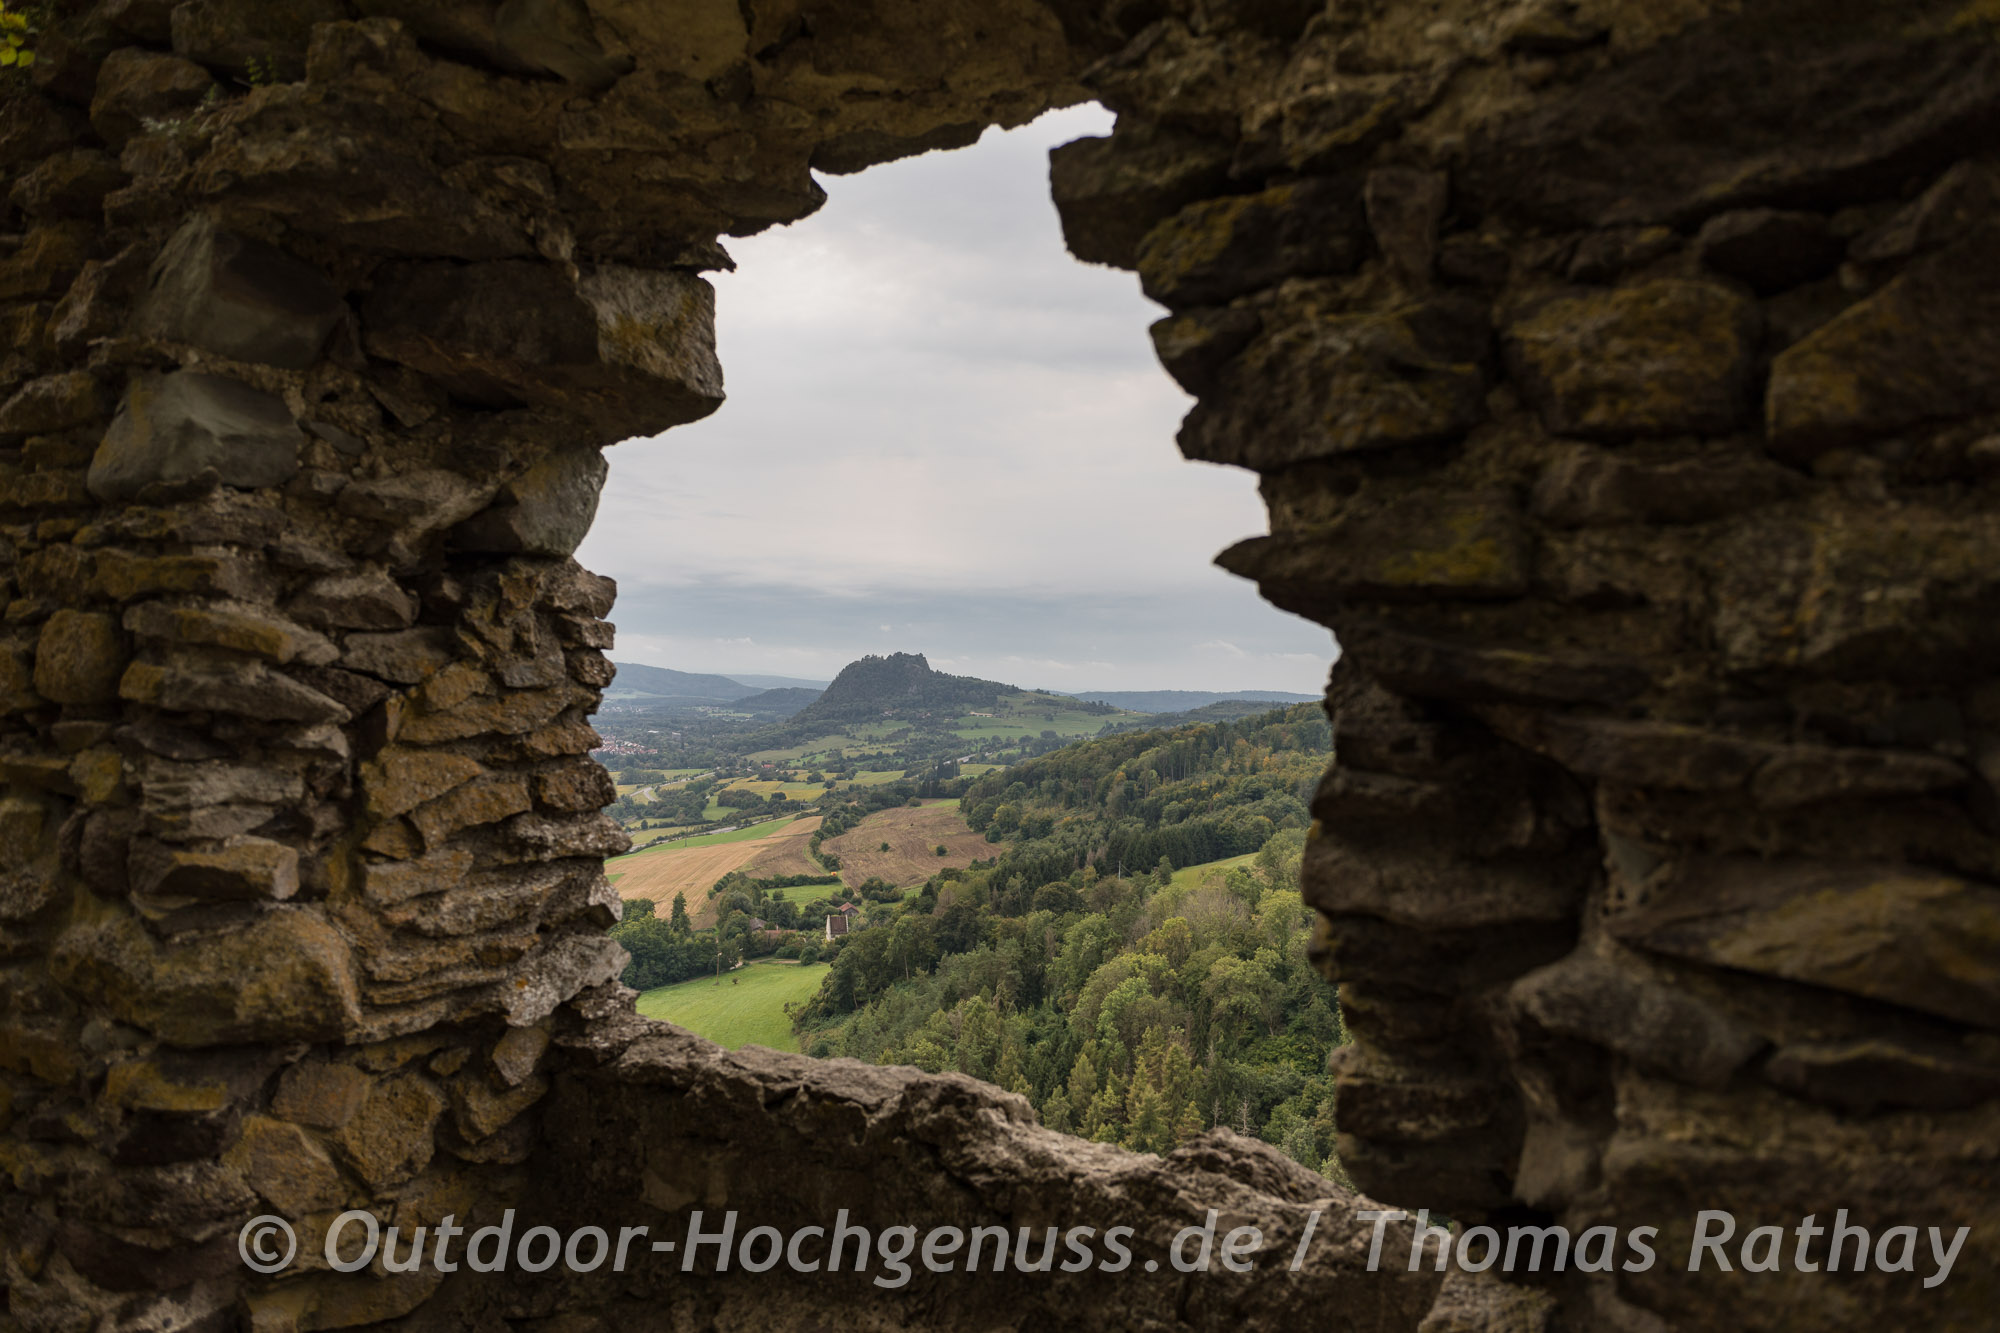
[822,802,988,888]
[608,816,822,927]
[742,816,826,880]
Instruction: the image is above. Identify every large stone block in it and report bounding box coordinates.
[1763,1038,2000,1113]
[359,847,476,907]
[87,47,213,147]
[1149,306,1261,397]
[1503,280,1761,440]
[1456,22,2000,229]
[1180,294,1489,467]
[453,448,608,557]
[1049,125,1233,270]
[331,1072,444,1190]
[124,599,336,666]
[532,758,616,813]
[287,569,418,631]
[225,1115,347,1215]
[1694,208,1843,294]
[1364,166,1450,288]
[0,225,91,302]
[170,0,348,77]
[1767,224,2000,461]
[360,749,483,821]
[119,660,348,725]
[493,0,634,91]
[8,149,127,221]
[1136,176,1367,307]
[87,371,302,502]
[50,908,362,1046]
[0,370,106,439]
[131,216,348,370]
[184,84,535,262]
[408,774,533,846]
[1708,506,2000,681]
[339,626,457,684]
[362,260,723,442]
[127,835,300,901]
[1609,858,2000,1030]
[1302,835,1588,930]
[271,1059,374,1130]
[1531,444,1803,527]
[1510,953,1765,1089]
[33,609,126,704]
[1219,490,1529,612]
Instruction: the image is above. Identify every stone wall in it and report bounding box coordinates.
[0,1,1994,1330]
[1047,1,2000,1327]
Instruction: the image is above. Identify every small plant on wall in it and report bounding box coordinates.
[0,3,37,71]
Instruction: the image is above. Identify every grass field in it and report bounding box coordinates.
[635,959,829,1050]
[764,881,840,903]
[1168,853,1258,893]
[822,801,988,887]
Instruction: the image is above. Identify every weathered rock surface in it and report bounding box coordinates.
[87,371,302,501]
[1503,280,1761,439]
[51,909,362,1046]
[3,2,1997,1331]
[132,215,349,369]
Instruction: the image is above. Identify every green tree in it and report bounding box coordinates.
[668,893,690,934]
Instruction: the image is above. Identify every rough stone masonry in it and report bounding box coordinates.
[0,1,1994,1330]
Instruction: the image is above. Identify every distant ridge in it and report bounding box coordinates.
[751,652,1018,745]
[607,662,759,701]
[1071,688,1317,713]
[732,686,821,718]
[804,652,1012,718]
[607,663,830,702]
[727,672,829,691]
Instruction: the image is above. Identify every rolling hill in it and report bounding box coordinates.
[731,687,823,718]
[607,662,760,702]
[1071,688,1318,712]
[754,653,1026,745]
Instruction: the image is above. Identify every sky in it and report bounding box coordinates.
[576,103,1336,695]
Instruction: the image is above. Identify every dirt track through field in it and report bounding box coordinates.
[822,803,987,888]
[609,817,823,927]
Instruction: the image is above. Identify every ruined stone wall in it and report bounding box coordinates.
[1049,0,2000,1327]
[0,1,1994,1330]
[0,3,1438,1330]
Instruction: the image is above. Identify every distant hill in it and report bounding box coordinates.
[1071,688,1318,713]
[802,653,1012,722]
[608,662,759,701]
[751,652,1019,746]
[731,687,822,718]
[727,673,830,691]
[1096,698,1311,734]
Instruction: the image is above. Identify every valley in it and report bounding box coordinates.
[600,663,1344,1180]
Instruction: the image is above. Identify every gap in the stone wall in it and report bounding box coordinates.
[575,105,1345,1178]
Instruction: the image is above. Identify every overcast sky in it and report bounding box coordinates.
[577,103,1335,695]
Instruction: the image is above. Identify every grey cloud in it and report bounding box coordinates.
[578,105,1335,693]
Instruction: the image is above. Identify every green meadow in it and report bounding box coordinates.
[1167,853,1258,893]
[635,959,831,1050]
